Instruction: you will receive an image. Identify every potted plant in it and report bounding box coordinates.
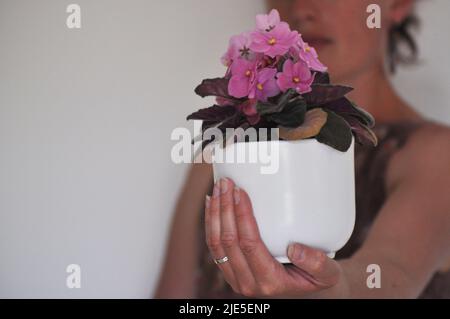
[187,9,377,262]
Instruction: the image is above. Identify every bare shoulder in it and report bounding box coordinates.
[387,120,450,188]
[365,121,450,282]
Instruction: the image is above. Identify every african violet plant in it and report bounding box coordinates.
[187,9,377,152]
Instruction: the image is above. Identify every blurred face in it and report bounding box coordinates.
[269,0,413,83]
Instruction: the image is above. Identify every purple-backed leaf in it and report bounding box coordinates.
[190,120,221,146]
[304,84,353,106]
[313,72,330,85]
[202,120,217,132]
[195,78,235,100]
[217,112,246,131]
[187,109,237,144]
[190,111,246,147]
[325,97,375,128]
[346,116,378,147]
[216,96,237,106]
[247,114,261,125]
[257,89,297,115]
[236,99,258,116]
[187,105,237,122]
[350,101,375,128]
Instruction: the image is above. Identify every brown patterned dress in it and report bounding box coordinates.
[195,120,450,299]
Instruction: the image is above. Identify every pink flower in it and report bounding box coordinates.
[249,22,299,58]
[229,59,280,101]
[221,32,254,67]
[277,59,315,94]
[256,9,281,32]
[228,59,258,98]
[297,38,327,72]
[237,99,261,125]
[249,68,280,102]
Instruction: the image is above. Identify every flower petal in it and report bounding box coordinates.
[276,73,293,92]
[229,75,251,98]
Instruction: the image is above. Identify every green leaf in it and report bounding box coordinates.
[316,110,353,152]
[256,101,277,116]
[257,89,297,115]
[277,88,298,108]
[266,98,307,128]
[321,97,377,146]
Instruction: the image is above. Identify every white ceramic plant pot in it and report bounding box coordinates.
[212,138,355,263]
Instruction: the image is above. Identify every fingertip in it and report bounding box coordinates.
[225,177,236,186]
[233,186,240,205]
[212,180,220,198]
[287,243,305,263]
[220,178,228,194]
[220,177,235,194]
[205,195,211,209]
[233,188,257,225]
[237,187,250,203]
[287,244,338,281]
[235,188,255,216]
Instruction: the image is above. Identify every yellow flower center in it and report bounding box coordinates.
[268,38,277,45]
[305,46,311,52]
[293,77,301,83]
[257,83,264,91]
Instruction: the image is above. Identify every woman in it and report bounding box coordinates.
[155,0,450,298]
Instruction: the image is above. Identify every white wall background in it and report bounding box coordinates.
[0,0,448,298]
[393,0,450,121]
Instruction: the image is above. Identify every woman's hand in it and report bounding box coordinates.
[204,177,346,298]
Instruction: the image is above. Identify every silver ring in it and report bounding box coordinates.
[214,256,229,265]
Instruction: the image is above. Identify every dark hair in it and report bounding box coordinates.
[388,14,420,73]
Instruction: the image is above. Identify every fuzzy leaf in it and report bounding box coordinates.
[193,114,247,150]
[217,113,246,130]
[201,120,219,132]
[304,84,353,106]
[187,105,236,122]
[267,98,307,128]
[276,56,287,72]
[325,97,375,128]
[313,72,330,85]
[256,101,278,116]
[345,116,378,147]
[257,89,298,115]
[316,110,353,152]
[195,78,235,99]
[349,101,375,128]
[277,89,298,108]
